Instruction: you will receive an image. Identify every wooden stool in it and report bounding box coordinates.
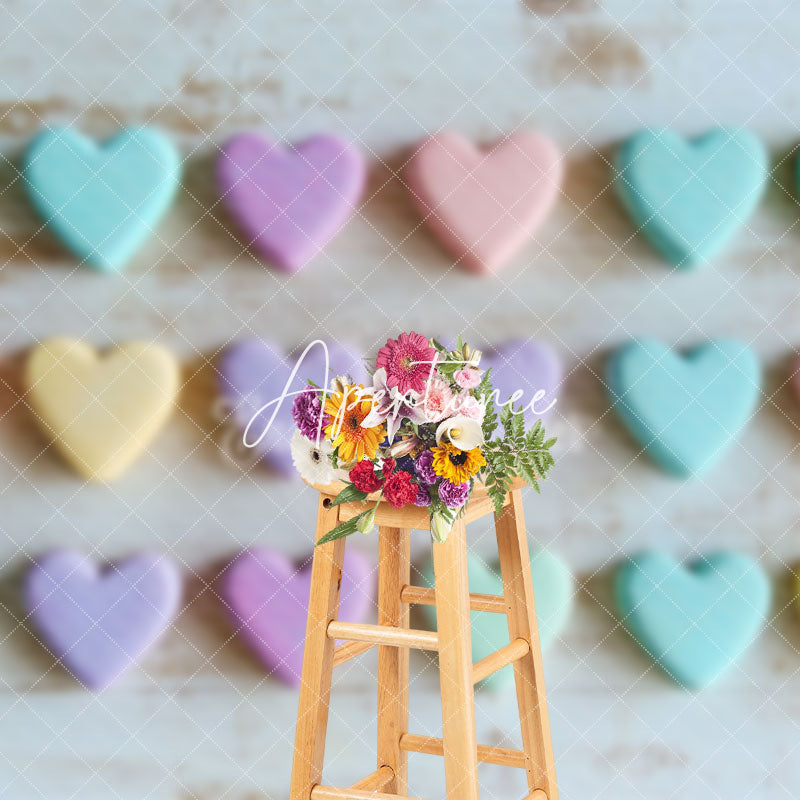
[289,477,558,800]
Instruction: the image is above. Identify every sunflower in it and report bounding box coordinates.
[324,384,385,463]
[431,442,486,484]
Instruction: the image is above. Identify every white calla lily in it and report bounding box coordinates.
[435,415,484,450]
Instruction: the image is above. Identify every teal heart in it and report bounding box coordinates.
[615,128,768,268]
[421,547,573,689]
[607,338,761,477]
[23,127,181,271]
[615,551,770,689]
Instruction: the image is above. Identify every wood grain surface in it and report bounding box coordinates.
[2,1,800,798]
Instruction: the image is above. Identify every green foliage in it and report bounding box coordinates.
[481,403,556,516]
[478,368,498,439]
[316,507,373,544]
[330,484,368,506]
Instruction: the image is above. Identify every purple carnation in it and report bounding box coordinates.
[438,479,469,509]
[414,484,432,507]
[292,386,329,440]
[414,450,437,485]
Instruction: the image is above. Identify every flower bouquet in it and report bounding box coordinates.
[290,332,556,544]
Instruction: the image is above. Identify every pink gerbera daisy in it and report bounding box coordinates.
[376,332,436,395]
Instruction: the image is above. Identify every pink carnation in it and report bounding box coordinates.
[419,376,454,422]
[376,332,436,396]
[453,392,486,423]
[454,368,481,389]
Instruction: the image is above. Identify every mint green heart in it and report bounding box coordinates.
[607,338,761,477]
[421,547,573,688]
[23,127,181,271]
[615,551,770,689]
[615,128,767,268]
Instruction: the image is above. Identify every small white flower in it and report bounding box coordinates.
[291,429,336,484]
[435,415,484,451]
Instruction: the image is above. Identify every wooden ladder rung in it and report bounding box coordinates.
[350,765,394,791]
[327,621,438,651]
[400,585,507,614]
[332,640,375,667]
[399,733,528,769]
[311,786,428,800]
[472,637,530,684]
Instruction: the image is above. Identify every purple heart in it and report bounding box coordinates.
[217,338,365,477]
[23,550,181,690]
[481,339,562,426]
[216,133,366,273]
[220,547,375,686]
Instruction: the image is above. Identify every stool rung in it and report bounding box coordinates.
[328,621,438,651]
[350,765,394,791]
[399,733,528,769]
[472,637,530,684]
[400,585,507,614]
[332,640,375,667]
[311,786,428,800]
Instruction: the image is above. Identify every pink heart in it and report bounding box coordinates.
[220,547,375,686]
[405,131,562,274]
[217,133,366,273]
[23,550,181,690]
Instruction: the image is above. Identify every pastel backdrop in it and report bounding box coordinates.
[2,4,800,800]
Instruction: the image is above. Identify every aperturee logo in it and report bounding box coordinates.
[242,338,557,451]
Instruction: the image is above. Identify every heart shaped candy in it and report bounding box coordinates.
[23,127,181,271]
[24,338,180,481]
[220,547,375,686]
[789,355,800,405]
[217,133,366,272]
[481,339,561,426]
[24,550,181,689]
[217,339,365,477]
[607,338,761,477]
[793,567,800,620]
[422,548,573,688]
[615,551,770,688]
[615,128,768,268]
[404,131,562,274]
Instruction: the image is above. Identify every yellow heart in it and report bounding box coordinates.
[24,338,180,481]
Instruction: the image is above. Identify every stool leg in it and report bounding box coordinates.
[432,518,480,800]
[495,489,558,800]
[377,526,411,794]
[289,497,346,800]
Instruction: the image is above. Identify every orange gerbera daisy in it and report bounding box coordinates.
[324,384,385,463]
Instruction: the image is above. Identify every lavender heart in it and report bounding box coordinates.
[220,547,375,686]
[217,133,366,272]
[481,339,561,426]
[217,338,365,477]
[23,550,181,690]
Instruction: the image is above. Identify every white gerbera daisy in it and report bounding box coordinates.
[290,429,336,484]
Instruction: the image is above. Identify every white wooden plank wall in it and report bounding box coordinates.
[1,1,800,798]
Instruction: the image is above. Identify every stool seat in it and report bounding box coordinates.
[304,476,527,530]
[289,481,558,800]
